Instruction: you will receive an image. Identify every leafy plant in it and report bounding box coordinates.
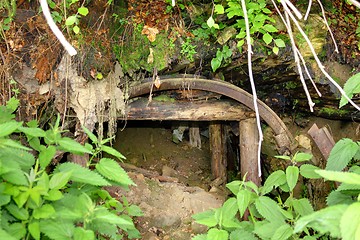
[339,72,360,108]
[180,37,197,62]
[0,100,141,239]
[211,46,232,72]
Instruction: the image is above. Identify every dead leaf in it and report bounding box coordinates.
[147,47,154,64]
[141,25,159,42]
[154,75,161,88]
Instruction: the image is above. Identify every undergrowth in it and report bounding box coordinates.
[0,97,141,239]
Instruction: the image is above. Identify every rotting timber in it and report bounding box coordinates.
[125,75,295,184]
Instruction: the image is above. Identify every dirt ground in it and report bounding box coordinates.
[110,117,360,239]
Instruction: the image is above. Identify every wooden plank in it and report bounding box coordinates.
[308,123,335,160]
[209,122,227,180]
[125,98,255,121]
[239,118,261,186]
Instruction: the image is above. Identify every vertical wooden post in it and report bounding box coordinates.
[239,118,261,186]
[209,122,227,179]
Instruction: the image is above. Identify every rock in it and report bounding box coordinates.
[162,165,177,177]
[295,134,312,150]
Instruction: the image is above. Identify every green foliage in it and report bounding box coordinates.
[211,46,232,72]
[340,72,360,108]
[193,138,360,239]
[0,100,141,239]
[180,37,197,62]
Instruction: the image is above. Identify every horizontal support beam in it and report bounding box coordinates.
[124,98,255,121]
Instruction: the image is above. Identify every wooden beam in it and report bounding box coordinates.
[125,98,255,121]
[239,118,261,186]
[209,122,227,180]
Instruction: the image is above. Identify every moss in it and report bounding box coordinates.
[113,28,174,74]
[319,107,350,117]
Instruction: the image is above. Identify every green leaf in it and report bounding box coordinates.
[58,137,92,154]
[2,169,28,186]
[300,164,321,179]
[255,196,285,223]
[18,126,45,137]
[315,170,360,185]
[254,220,282,239]
[0,229,17,240]
[211,57,222,72]
[29,221,40,240]
[74,227,95,240]
[220,198,238,223]
[56,162,110,186]
[207,16,216,28]
[40,220,75,239]
[65,15,77,26]
[292,198,314,217]
[326,190,355,206]
[293,152,313,162]
[261,170,286,195]
[226,180,241,195]
[237,189,254,217]
[340,202,360,240]
[207,228,229,240]
[272,46,279,55]
[274,38,286,48]
[230,228,257,240]
[100,145,126,160]
[0,194,10,206]
[294,204,347,238]
[39,145,56,169]
[96,158,134,186]
[326,138,359,171]
[192,234,207,240]
[286,166,299,192]
[192,209,217,227]
[271,223,293,240]
[7,222,26,239]
[6,203,29,220]
[262,24,278,32]
[44,189,63,201]
[33,204,56,219]
[340,72,360,108]
[0,138,31,151]
[274,155,291,161]
[94,207,134,230]
[77,6,89,16]
[73,25,80,34]
[262,33,273,44]
[82,126,98,143]
[49,171,72,190]
[215,4,224,14]
[0,121,22,137]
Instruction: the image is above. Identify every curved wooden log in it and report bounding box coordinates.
[128,75,295,151]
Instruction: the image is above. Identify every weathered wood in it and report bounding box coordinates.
[307,123,335,160]
[209,122,227,180]
[239,118,261,186]
[125,98,255,121]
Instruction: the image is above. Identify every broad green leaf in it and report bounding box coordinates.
[326,190,355,206]
[221,198,238,221]
[0,147,35,170]
[192,209,217,227]
[56,162,110,186]
[94,207,134,229]
[274,155,291,161]
[274,38,286,48]
[65,15,77,26]
[292,198,314,217]
[262,24,278,32]
[226,180,241,195]
[49,171,72,190]
[215,4,224,14]
[44,189,63,201]
[293,152,313,162]
[315,170,360,185]
[29,186,42,206]
[255,196,285,223]
[126,204,143,217]
[326,138,359,171]
[300,164,321,179]
[340,72,360,107]
[207,228,229,240]
[272,46,279,55]
[230,228,257,240]
[261,170,286,195]
[73,25,80,34]
[222,217,241,228]
[18,126,45,137]
[0,138,31,150]
[100,145,126,160]
[0,121,22,137]
[2,169,28,186]
[6,203,29,220]
[96,158,134,186]
[58,137,92,154]
[192,234,207,240]
[82,126,98,143]
[39,145,56,169]
[271,223,293,240]
[29,221,40,240]
[33,204,56,219]
[40,220,75,239]
[211,57,222,72]
[5,96,19,112]
[7,222,26,239]
[237,189,254,217]
[74,227,94,240]
[0,194,10,206]
[294,204,347,238]
[0,229,17,240]
[286,166,299,192]
[254,220,282,239]
[262,33,273,44]
[340,202,360,240]
[207,16,216,28]
[77,6,89,16]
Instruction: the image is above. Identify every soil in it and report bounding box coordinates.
[109,117,360,239]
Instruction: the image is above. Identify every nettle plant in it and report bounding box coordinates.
[0,98,142,240]
[192,139,360,240]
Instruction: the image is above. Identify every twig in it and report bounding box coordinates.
[97,5,109,32]
[241,0,263,177]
